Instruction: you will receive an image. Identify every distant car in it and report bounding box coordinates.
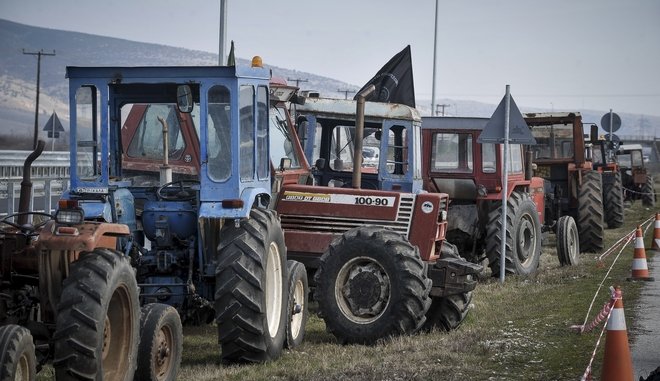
[362,146,380,167]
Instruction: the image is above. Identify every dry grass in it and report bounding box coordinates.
[173,202,656,381]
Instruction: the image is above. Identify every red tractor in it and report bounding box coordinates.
[287,91,481,344]
[524,112,605,253]
[421,116,581,276]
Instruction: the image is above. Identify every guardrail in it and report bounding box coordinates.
[0,150,71,217]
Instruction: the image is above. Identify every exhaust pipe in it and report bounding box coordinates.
[352,84,375,189]
[18,140,46,225]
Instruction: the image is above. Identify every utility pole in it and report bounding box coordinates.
[218,0,228,65]
[337,89,355,99]
[287,77,308,88]
[435,103,451,116]
[23,49,56,149]
[431,0,439,115]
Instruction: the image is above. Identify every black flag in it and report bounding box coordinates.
[354,45,415,108]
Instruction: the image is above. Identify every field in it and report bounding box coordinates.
[171,202,656,381]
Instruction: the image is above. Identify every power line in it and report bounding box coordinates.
[23,49,56,149]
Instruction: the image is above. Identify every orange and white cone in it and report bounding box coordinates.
[652,213,660,251]
[628,226,655,281]
[601,286,633,381]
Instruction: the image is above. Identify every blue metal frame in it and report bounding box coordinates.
[65,65,271,219]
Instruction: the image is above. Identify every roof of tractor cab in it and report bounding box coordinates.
[65,65,270,82]
[296,97,421,122]
[421,116,488,131]
[618,144,644,152]
[523,112,582,125]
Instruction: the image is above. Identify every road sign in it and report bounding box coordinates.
[477,94,536,144]
[43,111,64,139]
[600,112,621,133]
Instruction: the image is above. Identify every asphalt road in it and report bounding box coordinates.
[631,253,660,380]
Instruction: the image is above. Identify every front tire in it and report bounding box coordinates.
[556,215,579,266]
[285,260,308,349]
[0,325,36,381]
[53,248,140,381]
[215,209,287,363]
[314,226,431,344]
[135,303,183,381]
[486,191,542,276]
[578,171,605,253]
[602,171,624,229]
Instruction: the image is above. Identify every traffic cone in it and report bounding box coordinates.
[628,226,655,281]
[652,213,660,251]
[601,286,633,381]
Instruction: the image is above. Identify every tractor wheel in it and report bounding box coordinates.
[313,226,431,344]
[135,303,182,381]
[285,260,308,349]
[285,260,309,349]
[642,175,656,207]
[486,191,542,276]
[578,171,605,253]
[215,208,287,363]
[422,242,472,331]
[422,292,472,332]
[602,172,624,229]
[0,325,36,381]
[53,248,140,381]
[556,215,579,266]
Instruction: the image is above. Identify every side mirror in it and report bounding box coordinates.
[279,157,292,171]
[590,124,598,144]
[177,85,193,113]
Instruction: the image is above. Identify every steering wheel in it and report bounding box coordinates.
[1,212,54,235]
[156,180,200,201]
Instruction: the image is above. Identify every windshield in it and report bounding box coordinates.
[530,123,574,160]
[269,106,301,169]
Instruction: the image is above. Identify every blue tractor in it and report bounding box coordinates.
[58,62,288,373]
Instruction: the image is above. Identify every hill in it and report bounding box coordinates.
[0,18,657,149]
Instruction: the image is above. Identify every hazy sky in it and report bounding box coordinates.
[2,0,659,117]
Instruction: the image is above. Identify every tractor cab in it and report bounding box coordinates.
[296,97,423,193]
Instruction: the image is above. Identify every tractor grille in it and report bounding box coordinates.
[281,194,415,238]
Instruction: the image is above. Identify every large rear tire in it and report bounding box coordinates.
[642,175,655,207]
[53,248,140,381]
[556,215,579,266]
[602,171,624,229]
[135,303,182,381]
[486,191,542,276]
[0,324,36,381]
[578,171,605,253]
[285,260,308,349]
[215,209,287,363]
[314,226,431,345]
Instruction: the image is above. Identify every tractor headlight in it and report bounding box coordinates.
[439,210,448,222]
[56,200,84,225]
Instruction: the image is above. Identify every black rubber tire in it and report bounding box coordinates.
[422,241,473,331]
[422,292,472,332]
[642,175,655,207]
[486,191,542,276]
[577,171,605,253]
[602,171,624,229]
[285,260,308,349]
[556,215,579,266]
[135,303,183,381]
[0,324,36,381]
[313,226,431,345]
[53,248,140,381]
[215,208,287,363]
